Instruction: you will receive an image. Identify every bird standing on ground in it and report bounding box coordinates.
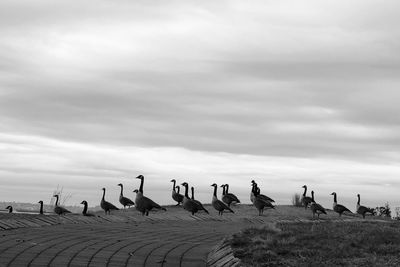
[310,191,326,219]
[331,192,351,217]
[171,179,184,206]
[117,183,135,209]
[191,186,209,214]
[211,183,234,215]
[301,185,313,209]
[100,188,119,215]
[53,194,71,215]
[356,194,374,219]
[253,186,275,216]
[251,180,275,203]
[181,182,199,215]
[221,184,240,207]
[134,175,166,216]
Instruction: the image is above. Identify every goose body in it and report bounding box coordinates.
[180,182,199,215]
[80,200,95,216]
[100,188,119,214]
[53,194,71,215]
[117,183,135,209]
[301,185,313,209]
[191,186,209,214]
[253,188,275,216]
[38,200,44,215]
[356,194,374,218]
[251,181,275,203]
[211,183,234,215]
[134,175,166,216]
[171,179,184,205]
[310,191,326,219]
[221,184,240,207]
[331,192,351,216]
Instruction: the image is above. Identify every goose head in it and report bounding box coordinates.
[251,180,256,184]
[331,192,336,196]
[53,194,58,197]
[211,183,217,187]
[170,179,176,183]
[133,189,139,193]
[117,183,123,187]
[136,175,144,179]
[80,200,87,205]
[38,200,43,204]
[102,188,106,191]
[302,185,307,189]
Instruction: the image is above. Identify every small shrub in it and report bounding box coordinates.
[292,193,302,207]
[375,202,391,218]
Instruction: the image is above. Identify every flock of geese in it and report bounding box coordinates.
[301,185,375,219]
[2,175,376,219]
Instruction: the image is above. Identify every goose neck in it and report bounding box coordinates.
[191,187,195,200]
[139,177,144,193]
[184,184,189,198]
[172,180,176,191]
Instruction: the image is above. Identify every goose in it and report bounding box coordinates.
[170,179,184,206]
[356,194,374,219]
[117,183,135,209]
[53,194,71,215]
[301,185,313,209]
[5,206,13,213]
[134,175,166,216]
[251,181,275,203]
[80,200,95,216]
[211,183,234,215]
[221,184,241,207]
[38,200,44,215]
[310,191,326,219]
[253,188,275,216]
[191,186,209,214]
[100,188,119,214]
[180,182,199,215]
[331,192,351,217]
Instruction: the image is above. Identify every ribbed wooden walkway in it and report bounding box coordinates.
[0,205,383,267]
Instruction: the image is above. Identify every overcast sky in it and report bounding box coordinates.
[1,0,400,211]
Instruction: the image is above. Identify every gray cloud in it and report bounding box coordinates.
[1,0,400,206]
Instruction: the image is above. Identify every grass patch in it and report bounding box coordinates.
[229,221,400,266]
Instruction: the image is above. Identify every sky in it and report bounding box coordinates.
[1,0,400,212]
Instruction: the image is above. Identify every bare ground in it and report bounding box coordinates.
[0,205,387,267]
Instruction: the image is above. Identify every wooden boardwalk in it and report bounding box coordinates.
[0,205,382,267]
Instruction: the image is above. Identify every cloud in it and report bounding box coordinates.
[1,0,400,208]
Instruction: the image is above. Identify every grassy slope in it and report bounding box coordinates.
[229,220,400,266]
